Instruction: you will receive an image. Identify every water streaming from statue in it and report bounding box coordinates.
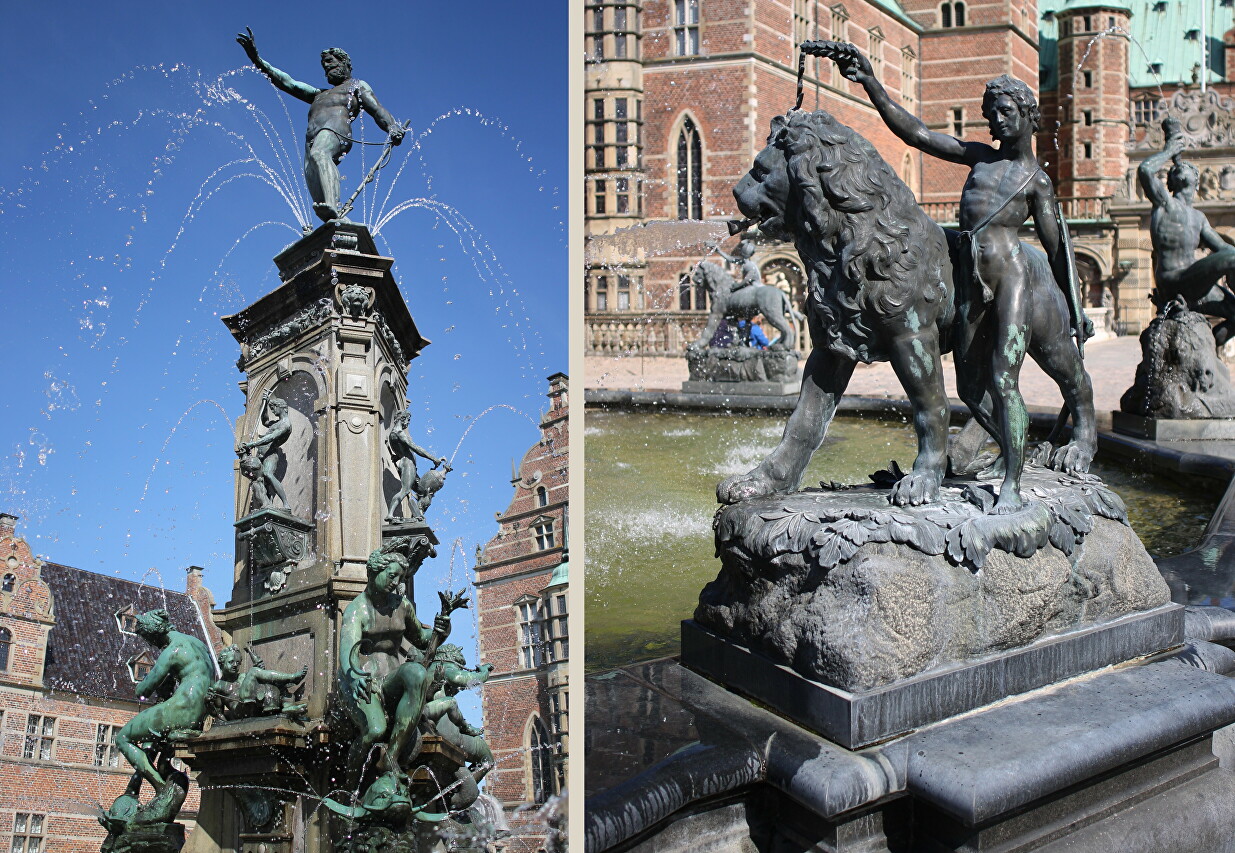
[1,31,564,853]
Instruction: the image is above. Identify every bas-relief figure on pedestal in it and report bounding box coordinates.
[237,390,292,512]
[236,29,405,224]
[385,409,450,523]
[101,610,215,853]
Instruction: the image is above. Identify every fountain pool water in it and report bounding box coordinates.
[584,409,1219,672]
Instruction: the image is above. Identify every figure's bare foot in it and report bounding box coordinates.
[1049,439,1095,474]
[717,463,796,504]
[991,490,1025,515]
[888,469,942,506]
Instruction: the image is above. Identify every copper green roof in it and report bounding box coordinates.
[547,558,569,587]
[1040,0,1231,90]
[869,0,922,31]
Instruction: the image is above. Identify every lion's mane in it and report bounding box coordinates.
[781,110,948,362]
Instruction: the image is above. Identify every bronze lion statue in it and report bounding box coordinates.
[718,110,1096,506]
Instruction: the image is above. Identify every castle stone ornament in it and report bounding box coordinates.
[1137,88,1235,151]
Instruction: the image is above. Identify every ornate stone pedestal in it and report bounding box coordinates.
[235,508,314,595]
[182,221,432,853]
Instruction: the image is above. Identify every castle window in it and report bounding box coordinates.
[1152,0,1166,11]
[11,813,45,853]
[1134,98,1162,125]
[616,275,632,310]
[952,107,964,137]
[868,28,884,79]
[1083,109,1093,126]
[1083,70,1093,87]
[1083,15,1091,32]
[548,592,569,662]
[595,275,609,310]
[129,650,155,683]
[536,485,549,507]
[516,597,545,669]
[0,627,10,671]
[1185,28,1199,41]
[675,0,700,56]
[116,604,139,635]
[594,179,607,215]
[23,715,55,761]
[2,573,13,592]
[901,48,917,110]
[95,723,120,768]
[529,715,557,803]
[1083,142,1093,159]
[940,1,965,27]
[616,178,630,213]
[830,6,849,84]
[676,117,703,220]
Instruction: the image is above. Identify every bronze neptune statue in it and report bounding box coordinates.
[236,28,405,223]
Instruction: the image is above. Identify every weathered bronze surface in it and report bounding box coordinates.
[237,29,405,223]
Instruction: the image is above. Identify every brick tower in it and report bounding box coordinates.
[1050,1,1133,200]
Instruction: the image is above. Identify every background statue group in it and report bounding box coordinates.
[719,40,1096,515]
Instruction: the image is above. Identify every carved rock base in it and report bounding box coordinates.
[692,465,1172,696]
[1119,304,1235,419]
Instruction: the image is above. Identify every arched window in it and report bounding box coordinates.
[0,627,11,671]
[536,485,549,507]
[676,117,703,220]
[2,573,14,593]
[940,1,965,26]
[529,715,557,804]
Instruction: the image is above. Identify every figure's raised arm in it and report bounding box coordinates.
[1138,130,1184,209]
[236,27,320,105]
[802,40,974,164]
[357,82,405,145]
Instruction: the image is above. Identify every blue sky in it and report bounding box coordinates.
[0,2,567,692]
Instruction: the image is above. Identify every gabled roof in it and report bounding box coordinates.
[39,563,210,704]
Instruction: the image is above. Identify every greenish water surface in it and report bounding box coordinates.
[585,410,1217,673]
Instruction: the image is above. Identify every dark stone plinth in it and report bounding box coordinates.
[680,378,800,396]
[1112,411,1235,440]
[380,517,440,547]
[584,653,1235,853]
[682,604,1183,749]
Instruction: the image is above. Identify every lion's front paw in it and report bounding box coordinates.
[1050,440,1095,474]
[717,465,792,504]
[888,469,942,506]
